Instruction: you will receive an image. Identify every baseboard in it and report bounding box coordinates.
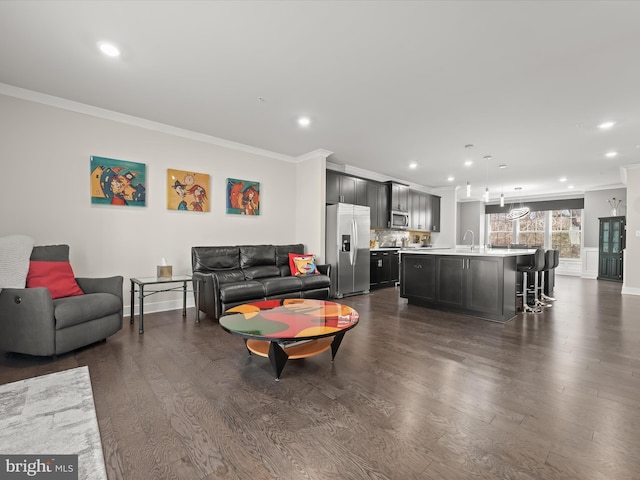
[621,286,640,296]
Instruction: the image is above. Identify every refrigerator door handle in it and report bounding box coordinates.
[353,218,358,266]
[349,219,358,266]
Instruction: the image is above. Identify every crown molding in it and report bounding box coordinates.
[0,83,295,163]
[295,149,334,163]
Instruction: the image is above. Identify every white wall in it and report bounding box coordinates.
[431,187,456,248]
[622,165,640,295]
[457,201,484,247]
[0,93,325,313]
[295,150,330,263]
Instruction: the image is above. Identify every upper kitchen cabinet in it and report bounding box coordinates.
[367,181,389,228]
[409,190,426,230]
[388,182,409,212]
[326,170,368,205]
[408,190,441,232]
[431,195,441,232]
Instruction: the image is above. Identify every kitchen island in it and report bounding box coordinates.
[400,248,535,323]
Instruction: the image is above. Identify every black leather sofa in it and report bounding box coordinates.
[191,244,331,320]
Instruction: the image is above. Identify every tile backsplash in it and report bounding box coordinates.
[370,230,431,247]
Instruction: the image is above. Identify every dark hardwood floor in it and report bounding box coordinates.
[2,276,640,479]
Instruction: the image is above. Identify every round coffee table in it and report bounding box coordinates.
[220,298,359,380]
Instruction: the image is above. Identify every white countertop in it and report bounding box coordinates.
[399,247,536,257]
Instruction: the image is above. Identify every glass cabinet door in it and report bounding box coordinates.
[612,219,620,254]
[602,221,610,253]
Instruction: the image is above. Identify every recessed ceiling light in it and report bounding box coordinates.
[559,176,567,182]
[598,121,615,130]
[97,41,120,57]
[514,187,523,191]
[297,117,311,127]
[464,160,473,167]
[447,176,454,182]
[498,164,507,169]
[568,185,575,189]
[605,151,618,158]
[409,162,417,169]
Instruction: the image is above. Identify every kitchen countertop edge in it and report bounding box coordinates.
[399,248,537,257]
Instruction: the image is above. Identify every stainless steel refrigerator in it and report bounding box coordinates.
[326,203,370,298]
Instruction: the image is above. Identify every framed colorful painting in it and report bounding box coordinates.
[167,169,210,212]
[90,156,146,207]
[226,178,260,215]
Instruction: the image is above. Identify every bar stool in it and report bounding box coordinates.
[517,248,546,313]
[542,249,559,301]
[537,249,555,308]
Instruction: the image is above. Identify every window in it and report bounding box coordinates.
[518,211,545,247]
[551,209,581,259]
[488,212,513,246]
[486,208,583,259]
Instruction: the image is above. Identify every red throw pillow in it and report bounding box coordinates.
[26,260,84,299]
[288,253,320,276]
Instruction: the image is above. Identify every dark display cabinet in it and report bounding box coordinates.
[598,216,625,282]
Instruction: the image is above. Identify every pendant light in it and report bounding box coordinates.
[507,187,530,220]
[464,144,473,198]
[483,155,491,203]
[499,164,506,207]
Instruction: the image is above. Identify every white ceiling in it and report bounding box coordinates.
[1,1,639,202]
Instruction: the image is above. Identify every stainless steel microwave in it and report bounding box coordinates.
[390,211,409,229]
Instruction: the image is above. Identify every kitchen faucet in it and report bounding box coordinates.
[463,230,474,251]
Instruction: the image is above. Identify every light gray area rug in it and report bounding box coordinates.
[0,366,107,480]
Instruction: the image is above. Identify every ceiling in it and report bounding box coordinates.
[1,1,639,202]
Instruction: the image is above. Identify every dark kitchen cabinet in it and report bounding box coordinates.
[401,254,436,301]
[326,170,343,204]
[408,190,441,232]
[390,251,400,282]
[367,181,389,228]
[370,250,398,288]
[326,171,367,205]
[437,256,503,316]
[598,216,625,282]
[355,178,368,206]
[431,195,441,232]
[409,190,430,231]
[388,182,409,212]
[401,253,517,322]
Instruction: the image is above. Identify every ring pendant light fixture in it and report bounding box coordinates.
[507,187,530,220]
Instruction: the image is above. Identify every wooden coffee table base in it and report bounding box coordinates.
[245,332,345,380]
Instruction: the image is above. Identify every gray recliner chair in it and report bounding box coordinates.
[0,244,123,356]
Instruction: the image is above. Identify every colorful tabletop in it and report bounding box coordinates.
[220,298,359,341]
